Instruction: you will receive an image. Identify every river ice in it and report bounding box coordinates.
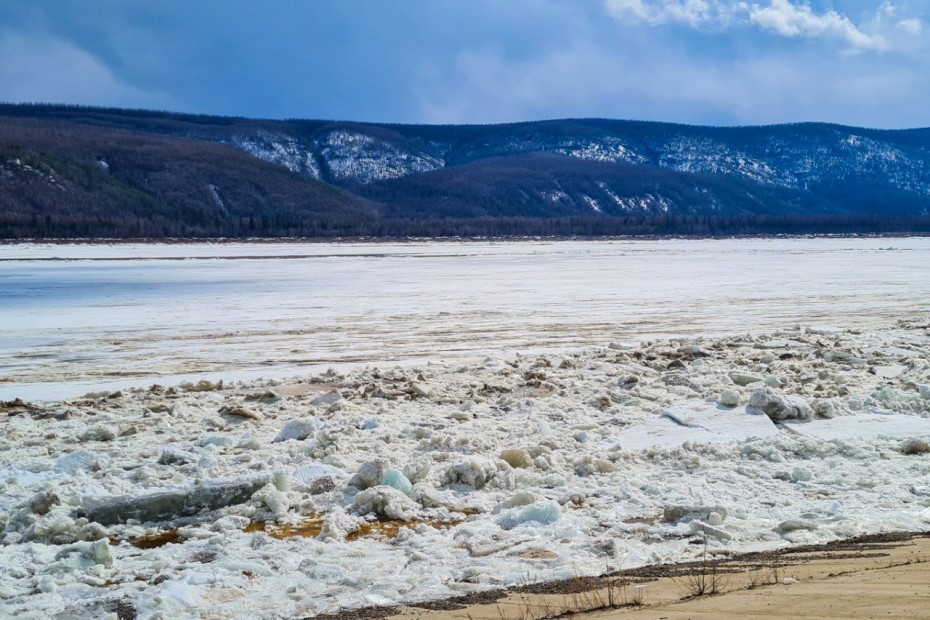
[1,238,928,400]
[1,239,929,618]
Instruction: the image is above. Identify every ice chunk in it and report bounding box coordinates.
[663,505,728,524]
[198,434,236,447]
[352,485,419,520]
[613,401,779,449]
[293,463,346,486]
[28,490,60,515]
[442,456,499,489]
[902,439,930,455]
[252,483,288,516]
[80,424,117,442]
[748,388,813,421]
[719,390,740,407]
[54,450,108,475]
[730,373,762,386]
[492,491,537,514]
[785,413,930,441]
[873,365,905,379]
[157,447,196,465]
[688,520,731,540]
[380,469,413,496]
[497,499,561,530]
[402,458,431,483]
[822,351,865,365]
[360,416,380,430]
[53,539,114,568]
[273,417,322,442]
[411,383,433,398]
[162,580,203,607]
[778,519,818,533]
[349,460,385,490]
[317,508,360,542]
[80,474,271,525]
[499,449,533,468]
[32,507,79,542]
[310,390,342,407]
[237,433,261,449]
[410,484,461,510]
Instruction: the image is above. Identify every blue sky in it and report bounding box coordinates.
[0,1,926,127]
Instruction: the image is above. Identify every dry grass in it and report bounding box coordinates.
[675,540,730,598]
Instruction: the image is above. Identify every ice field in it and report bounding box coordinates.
[2,238,928,400]
[1,238,929,618]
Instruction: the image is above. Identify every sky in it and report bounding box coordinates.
[0,1,927,128]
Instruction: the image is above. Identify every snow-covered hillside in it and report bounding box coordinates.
[223,123,930,203]
[3,105,930,226]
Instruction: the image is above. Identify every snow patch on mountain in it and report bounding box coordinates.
[837,134,930,195]
[543,189,569,202]
[231,132,321,179]
[658,137,797,188]
[319,130,443,184]
[596,182,624,208]
[581,195,602,213]
[0,157,65,190]
[208,184,227,215]
[613,193,671,213]
[553,137,646,164]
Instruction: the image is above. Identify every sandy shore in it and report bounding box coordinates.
[384,532,930,619]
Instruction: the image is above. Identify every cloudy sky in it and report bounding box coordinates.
[0,1,926,127]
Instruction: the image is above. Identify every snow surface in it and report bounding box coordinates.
[2,238,929,401]
[2,317,930,618]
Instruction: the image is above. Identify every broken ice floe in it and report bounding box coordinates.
[611,401,780,449]
[3,319,930,618]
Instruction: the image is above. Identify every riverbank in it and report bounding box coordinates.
[382,532,930,620]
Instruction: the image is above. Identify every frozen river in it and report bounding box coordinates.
[1,238,928,400]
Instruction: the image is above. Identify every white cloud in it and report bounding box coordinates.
[416,35,929,128]
[604,1,921,53]
[0,30,176,109]
[897,18,922,35]
[604,0,731,27]
[748,0,886,51]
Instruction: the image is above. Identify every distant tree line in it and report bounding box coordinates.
[3,214,929,240]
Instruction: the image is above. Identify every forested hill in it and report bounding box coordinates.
[1,104,930,238]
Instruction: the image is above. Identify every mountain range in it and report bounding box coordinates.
[1,104,929,238]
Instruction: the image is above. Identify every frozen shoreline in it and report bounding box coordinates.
[2,320,929,618]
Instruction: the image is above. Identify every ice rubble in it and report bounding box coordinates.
[1,321,930,618]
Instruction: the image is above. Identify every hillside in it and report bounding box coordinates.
[1,104,929,238]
